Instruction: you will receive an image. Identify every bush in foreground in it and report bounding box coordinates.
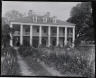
[39,47,95,78]
[18,45,41,60]
[1,46,20,75]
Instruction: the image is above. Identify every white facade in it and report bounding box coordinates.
[10,11,75,47]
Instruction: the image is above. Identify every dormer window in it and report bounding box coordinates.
[43,16,47,22]
[53,19,56,23]
[52,16,56,23]
[33,15,37,22]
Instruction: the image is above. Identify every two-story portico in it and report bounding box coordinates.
[10,10,75,47]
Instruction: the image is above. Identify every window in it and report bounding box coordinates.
[53,29,56,33]
[43,17,47,22]
[33,15,37,22]
[52,16,56,23]
[37,28,39,32]
[53,19,56,23]
[44,28,46,33]
[25,28,30,32]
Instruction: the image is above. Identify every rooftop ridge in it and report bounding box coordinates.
[33,12,46,16]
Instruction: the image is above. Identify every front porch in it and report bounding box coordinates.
[12,36,73,48]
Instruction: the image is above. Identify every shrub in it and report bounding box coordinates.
[1,47,20,75]
[38,47,95,78]
[38,44,46,48]
[18,45,41,61]
[18,45,32,57]
[23,39,30,46]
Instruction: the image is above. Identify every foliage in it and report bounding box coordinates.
[18,45,28,56]
[18,45,95,77]
[1,47,20,75]
[38,47,95,78]
[39,44,46,48]
[4,10,24,21]
[18,45,41,59]
[23,39,30,46]
[2,24,15,48]
[67,2,94,45]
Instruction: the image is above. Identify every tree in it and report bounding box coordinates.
[67,2,94,45]
[4,10,24,23]
[2,10,24,47]
[2,23,15,47]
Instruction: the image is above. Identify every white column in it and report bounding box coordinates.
[48,26,51,47]
[56,26,59,46]
[72,27,75,47]
[10,24,13,46]
[30,25,33,46]
[20,24,23,45]
[64,27,67,45]
[39,26,42,45]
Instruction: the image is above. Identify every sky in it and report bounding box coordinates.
[2,1,80,21]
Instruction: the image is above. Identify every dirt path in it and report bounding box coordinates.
[23,56,52,76]
[16,48,36,76]
[38,60,63,76]
[15,47,52,76]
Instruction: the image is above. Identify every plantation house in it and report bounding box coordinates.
[10,10,75,48]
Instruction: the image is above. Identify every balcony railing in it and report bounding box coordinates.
[13,31,20,35]
[51,33,56,37]
[13,31,73,37]
[23,32,30,35]
[67,33,72,37]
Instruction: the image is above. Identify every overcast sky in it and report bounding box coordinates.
[2,1,80,21]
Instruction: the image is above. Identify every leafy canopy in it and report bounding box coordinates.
[67,2,94,45]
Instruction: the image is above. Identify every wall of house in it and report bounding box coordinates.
[33,26,39,36]
[23,25,30,36]
[42,27,48,37]
[59,27,64,37]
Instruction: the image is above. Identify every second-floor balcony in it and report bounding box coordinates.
[13,31,73,37]
[67,33,73,37]
[23,32,30,36]
[13,31,20,36]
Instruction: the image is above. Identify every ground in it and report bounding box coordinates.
[16,47,63,76]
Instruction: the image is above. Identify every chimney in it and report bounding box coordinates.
[46,12,50,17]
[28,10,33,16]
